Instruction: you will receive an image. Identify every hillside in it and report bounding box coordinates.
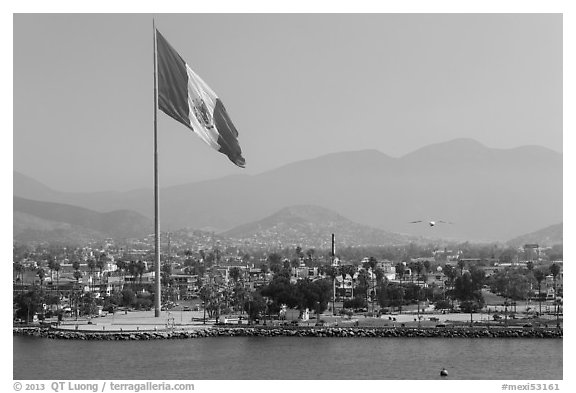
[13,196,153,244]
[506,223,563,247]
[222,205,420,249]
[13,138,563,242]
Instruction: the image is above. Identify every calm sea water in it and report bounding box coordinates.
[13,336,562,380]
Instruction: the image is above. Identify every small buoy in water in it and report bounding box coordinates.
[440,368,448,377]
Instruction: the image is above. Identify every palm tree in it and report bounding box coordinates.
[73,270,82,319]
[47,257,55,291]
[13,262,25,292]
[53,261,61,304]
[357,269,370,309]
[549,263,560,298]
[324,265,338,315]
[72,260,80,272]
[533,269,545,315]
[423,260,431,275]
[395,262,406,282]
[87,258,96,294]
[136,260,146,287]
[37,268,46,290]
[415,261,424,286]
[229,267,242,284]
[443,265,457,307]
[457,260,465,276]
[96,253,106,296]
[306,248,315,264]
[116,259,126,289]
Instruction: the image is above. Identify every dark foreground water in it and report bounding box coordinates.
[13,336,562,380]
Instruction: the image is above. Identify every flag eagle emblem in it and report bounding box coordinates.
[156,30,245,168]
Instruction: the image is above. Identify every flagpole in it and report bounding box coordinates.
[153,19,161,318]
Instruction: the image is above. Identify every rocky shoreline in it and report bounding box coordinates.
[14,326,563,340]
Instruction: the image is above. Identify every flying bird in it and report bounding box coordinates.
[410,220,454,227]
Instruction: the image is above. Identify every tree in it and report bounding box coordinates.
[442,265,458,304]
[14,287,43,322]
[229,267,242,284]
[356,269,370,305]
[72,260,81,272]
[73,270,82,283]
[267,253,283,273]
[47,256,56,286]
[374,268,385,285]
[453,271,485,314]
[306,248,315,262]
[37,268,46,290]
[53,261,61,303]
[135,261,146,287]
[244,292,267,323]
[377,283,405,313]
[199,285,222,319]
[533,269,546,315]
[457,260,465,276]
[423,260,431,275]
[87,258,96,293]
[395,263,406,282]
[433,299,452,311]
[490,268,529,301]
[13,262,25,292]
[295,278,332,313]
[116,259,127,289]
[260,276,299,309]
[415,261,424,284]
[97,253,106,289]
[343,296,367,310]
[363,257,378,271]
[231,284,247,314]
[549,263,560,298]
[260,264,270,284]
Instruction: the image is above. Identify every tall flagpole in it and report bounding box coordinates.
[153,19,161,317]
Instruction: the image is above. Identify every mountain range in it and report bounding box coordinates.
[13,138,563,242]
[13,196,153,244]
[506,223,563,248]
[222,204,420,248]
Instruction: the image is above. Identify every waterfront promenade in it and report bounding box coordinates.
[41,307,560,333]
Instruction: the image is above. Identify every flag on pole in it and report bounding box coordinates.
[156,30,246,168]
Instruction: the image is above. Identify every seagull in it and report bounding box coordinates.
[410,220,453,227]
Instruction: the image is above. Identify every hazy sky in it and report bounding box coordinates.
[13,13,562,192]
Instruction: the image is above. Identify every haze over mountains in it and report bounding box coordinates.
[506,223,563,248]
[13,138,562,243]
[13,196,153,244]
[222,205,419,249]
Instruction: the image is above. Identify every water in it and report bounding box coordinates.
[13,336,562,380]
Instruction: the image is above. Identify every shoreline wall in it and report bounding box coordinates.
[13,326,563,340]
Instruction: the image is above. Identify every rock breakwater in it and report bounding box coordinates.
[13,326,562,340]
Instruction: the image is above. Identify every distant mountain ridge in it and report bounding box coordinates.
[13,138,563,242]
[222,205,418,248]
[13,196,153,244]
[507,223,563,247]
